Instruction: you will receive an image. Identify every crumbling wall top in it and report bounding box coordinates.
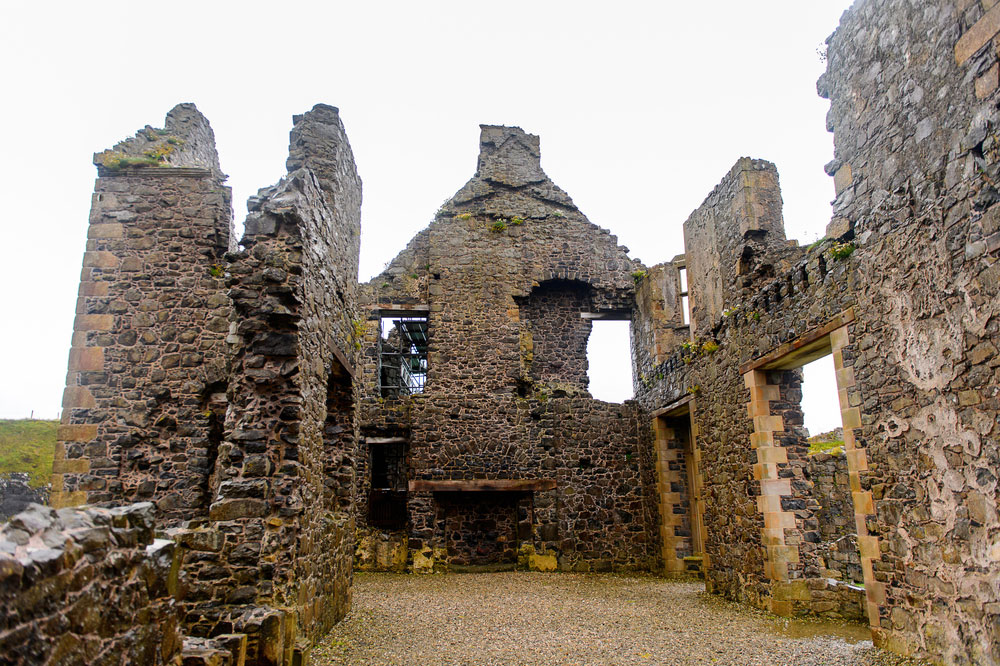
[93,102,224,175]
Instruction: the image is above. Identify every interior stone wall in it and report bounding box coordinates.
[633,0,1000,661]
[354,126,659,573]
[517,280,594,390]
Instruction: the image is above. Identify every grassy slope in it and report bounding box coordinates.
[0,419,58,487]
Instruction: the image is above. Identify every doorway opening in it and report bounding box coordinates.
[743,315,881,625]
[652,398,705,577]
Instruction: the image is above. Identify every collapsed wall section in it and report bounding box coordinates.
[0,503,181,665]
[179,104,362,656]
[51,104,233,524]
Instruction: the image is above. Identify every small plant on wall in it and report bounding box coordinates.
[491,219,507,233]
[828,241,855,260]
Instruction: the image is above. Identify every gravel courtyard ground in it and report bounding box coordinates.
[313,573,925,666]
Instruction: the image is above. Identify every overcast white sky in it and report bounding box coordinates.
[0,1,853,434]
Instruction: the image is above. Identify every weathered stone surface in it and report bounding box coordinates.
[353,125,656,574]
[0,503,181,664]
[631,1,1000,662]
[0,473,48,522]
[16,2,997,663]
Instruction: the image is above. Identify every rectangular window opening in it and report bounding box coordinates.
[678,266,690,326]
[378,315,428,398]
[586,319,633,403]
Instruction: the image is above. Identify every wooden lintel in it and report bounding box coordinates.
[651,394,693,419]
[330,342,356,378]
[409,479,556,493]
[740,308,855,375]
[365,437,407,445]
[373,303,430,313]
[580,310,631,321]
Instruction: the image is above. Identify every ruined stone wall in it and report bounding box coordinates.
[819,1,999,660]
[51,104,233,525]
[634,0,1000,661]
[183,104,362,651]
[36,103,363,665]
[356,126,658,572]
[630,262,687,394]
[0,503,181,665]
[809,450,862,585]
[0,474,48,522]
[634,163,856,610]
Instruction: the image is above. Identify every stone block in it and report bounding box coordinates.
[760,478,791,496]
[858,535,880,559]
[78,281,110,297]
[61,386,96,409]
[49,490,87,509]
[67,347,104,372]
[208,499,269,521]
[52,458,89,474]
[57,424,98,442]
[73,314,113,331]
[852,491,874,515]
[757,446,788,464]
[833,164,853,196]
[88,223,124,239]
[764,512,796,531]
[841,407,861,430]
[955,3,1000,65]
[83,251,118,269]
[976,63,1000,99]
[753,415,783,432]
[826,216,853,239]
[120,257,143,272]
[845,448,868,473]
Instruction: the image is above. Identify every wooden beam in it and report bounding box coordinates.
[409,479,556,492]
[580,310,631,321]
[365,437,407,445]
[651,395,693,419]
[740,308,855,375]
[373,303,430,313]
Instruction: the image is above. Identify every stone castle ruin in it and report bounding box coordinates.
[1,1,997,663]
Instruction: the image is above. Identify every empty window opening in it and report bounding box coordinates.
[586,319,633,403]
[378,315,427,397]
[801,354,841,440]
[678,266,690,326]
[367,437,408,530]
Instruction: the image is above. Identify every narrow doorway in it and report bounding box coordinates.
[653,400,705,577]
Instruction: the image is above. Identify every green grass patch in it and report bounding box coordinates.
[808,439,844,456]
[0,419,58,487]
